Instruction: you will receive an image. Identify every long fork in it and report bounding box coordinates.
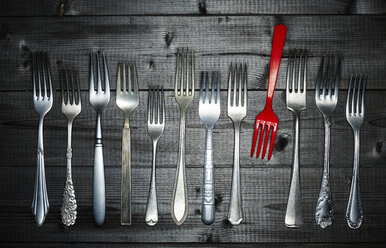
[285,50,307,228]
[60,69,81,227]
[314,56,341,228]
[251,24,287,160]
[227,63,247,225]
[31,52,53,226]
[199,71,221,225]
[345,74,367,229]
[89,51,110,226]
[145,87,165,226]
[116,62,139,225]
[171,48,195,225]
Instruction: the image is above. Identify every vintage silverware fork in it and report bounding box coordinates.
[60,69,81,227]
[89,51,110,226]
[31,52,53,226]
[116,62,139,225]
[227,63,247,225]
[315,56,341,229]
[346,73,367,229]
[199,71,221,225]
[285,50,307,228]
[145,87,165,226]
[171,48,195,225]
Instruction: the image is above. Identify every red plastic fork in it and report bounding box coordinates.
[251,24,287,160]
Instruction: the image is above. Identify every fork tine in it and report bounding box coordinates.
[268,126,277,160]
[256,123,266,158]
[190,50,195,95]
[227,63,232,106]
[181,48,185,94]
[128,63,132,93]
[133,64,139,95]
[315,56,324,98]
[102,52,110,93]
[31,53,37,98]
[251,122,259,157]
[292,51,296,92]
[36,53,42,98]
[175,48,180,95]
[297,52,302,92]
[361,75,366,115]
[205,72,209,103]
[96,52,102,92]
[199,72,204,104]
[328,56,335,98]
[75,70,81,105]
[147,87,152,124]
[356,74,362,115]
[156,86,160,124]
[122,62,127,92]
[40,52,48,98]
[238,65,242,106]
[45,53,52,99]
[216,71,220,104]
[161,87,165,124]
[186,48,190,96]
[60,69,65,104]
[286,52,291,93]
[351,74,357,114]
[233,64,237,106]
[243,63,247,107]
[89,52,95,92]
[116,62,121,93]
[303,52,307,93]
[65,70,70,104]
[211,72,215,102]
[334,56,341,97]
[71,70,76,104]
[346,74,353,116]
[322,56,330,98]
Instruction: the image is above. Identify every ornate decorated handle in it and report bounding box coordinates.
[121,125,132,225]
[202,127,215,225]
[61,147,77,226]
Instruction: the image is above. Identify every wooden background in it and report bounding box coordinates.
[1,0,386,247]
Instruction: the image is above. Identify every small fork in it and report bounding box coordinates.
[227,63,247,225]
[171,48,195,225]
[199,71,221,225]
[345,74,367,229]
[60,68,81,227]
[314,56,341,229]
[116,62,139,225]
[89,51,110,226]
[145,87,165,226]
[285,50,307,228]
[31,52,53,226]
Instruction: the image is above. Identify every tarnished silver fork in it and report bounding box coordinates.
[199,71,221,225]
[89,51,110,226]
[145,87,165,226]
[227,63,247,226]
[346,74,367,229]
[285,50,307,228]
[60,69,81,227]
[315,56,341,229]
[116,62,139,225]
[31,52,53,226]
[171,48,195,225]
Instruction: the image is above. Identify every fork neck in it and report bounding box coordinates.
[96,114,102,142]
[124,113,131,128]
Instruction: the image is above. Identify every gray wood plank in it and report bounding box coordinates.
[1,0,386,16]
[1,90,385,169]
[1,16,385,91]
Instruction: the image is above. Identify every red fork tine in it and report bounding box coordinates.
[256,122,266,158]
[268,124,277,160]
[251,121,259,157]
[261,124,271,159]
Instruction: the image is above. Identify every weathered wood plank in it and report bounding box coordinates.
[1,91,385,168]
[1,16,386,90]
[1,166,385,243]
[1,0,386,16]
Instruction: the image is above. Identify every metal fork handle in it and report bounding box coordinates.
[346,130,363,229]
[93,114,105,226]
[171,109,188,225]
[228,123,243,225]
[121,121,131,225]
[202,127,215,225]
[285,113,303,227]
[315,117,334,228]
[32,118,49,226]
[146,140,159,226]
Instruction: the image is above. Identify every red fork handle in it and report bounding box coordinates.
[266,24,287,107]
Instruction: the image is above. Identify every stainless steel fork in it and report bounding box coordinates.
[60,69,81,227]
[89,51,110,226]
[285,50,307,228]
[171,48,195,225]
[315,56,341,228]
[227,63,247,225]
[116,62,139,225]
[31,52,53,226]
[145,87,165,226]
[345,74,367,229]
[199,71,221,225]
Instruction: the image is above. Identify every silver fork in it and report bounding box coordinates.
[116,62,139,225]
[171,48,195,225]
[285,50,307,228]
[346,74,367,229]
[315,56,341,228]
[89,51,110,226]
[199,71,221,225]
[227,63,247,226]
[60,69,81,227]
[145,87,165,226]
[31,52,53,226]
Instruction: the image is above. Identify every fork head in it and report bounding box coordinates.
[199,71,221,128]
[174,48,195,109]
[116,62,139,115]
[89,51,110,112]
[147,87,165,141]
[346,74,366,130]
[315,55,341,117]
[227,63,247,123]
[286,50,307,113]
[32,52,53,117]
[61,68,81,121]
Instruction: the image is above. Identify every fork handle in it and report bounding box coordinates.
[202,127,215,225]
[93,115,105,226]
[266,24,287,107]
[285,113,303,227]
[346,130,363,229]
[121,125,132,225]
[146,140,159,226]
